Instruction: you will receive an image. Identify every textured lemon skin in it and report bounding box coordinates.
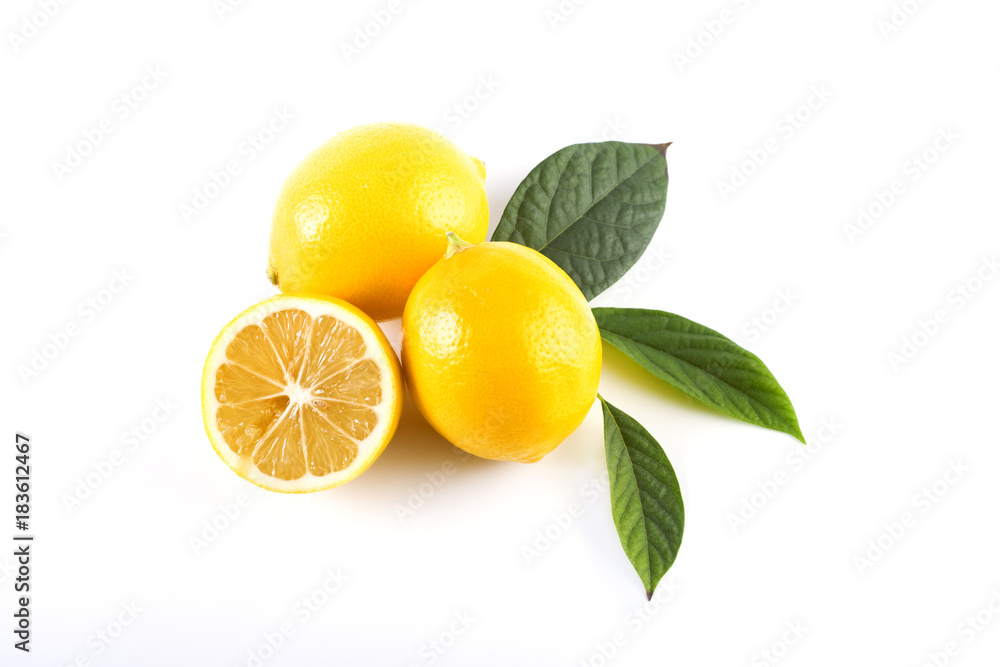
[268,123,489,321]
[201,294,403,493]
[401,242,602,463]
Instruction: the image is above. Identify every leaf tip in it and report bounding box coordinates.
[784,411,806,444]
[649,143,671,178]
[646,589,654,602]
[651,142,672,156]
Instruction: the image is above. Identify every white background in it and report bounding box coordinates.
[2,0,999,665]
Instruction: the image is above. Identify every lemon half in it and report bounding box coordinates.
[202,295,402,492]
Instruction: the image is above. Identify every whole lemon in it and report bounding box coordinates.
[268,123,489,320]
[402,234,602,463]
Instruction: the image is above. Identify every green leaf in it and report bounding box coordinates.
[594,308,805,442]
[491,141,669,300]
[600,397,684,600]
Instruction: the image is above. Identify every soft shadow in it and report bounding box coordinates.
[341,387,500,497]
[485,166,526,237]
[601,343,727,421]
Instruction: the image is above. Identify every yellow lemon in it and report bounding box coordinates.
[401,235,602,463]
[202,295,403,492]
[268,122,489,321]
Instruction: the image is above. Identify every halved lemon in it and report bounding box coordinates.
[201,295,402,493]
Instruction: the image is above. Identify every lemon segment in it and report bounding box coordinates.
[202,295,402,492]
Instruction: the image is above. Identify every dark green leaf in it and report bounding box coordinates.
[600,397,684,600]
[492,141,669,300]
[594,308,805,442]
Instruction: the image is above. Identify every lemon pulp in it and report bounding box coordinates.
[203,296,402,492]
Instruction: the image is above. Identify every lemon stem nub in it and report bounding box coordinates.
[445,232,475,258]
[266,265,279,286]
